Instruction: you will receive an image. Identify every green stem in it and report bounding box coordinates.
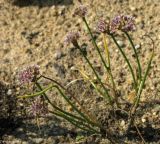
[125,32,142,82]
[83,17,109,72]
[126,52,154,134]
[50,110,100,134]
[55,85,100,127]
[41,75,100,126]
[134,52,154,109]
[35,83,88,123]
[36,82,99,128]
[17,84,54,98]
[75,42,113,105]
[110,34,137,92]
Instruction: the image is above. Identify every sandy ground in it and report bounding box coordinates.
[0,0,160,143]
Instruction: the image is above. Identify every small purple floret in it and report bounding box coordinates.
[64,31,80,45]
[74,5,87,17]
[28,97,48,117]
[97,19,107,33]
[110,14,136,33]
[18,64,40,84]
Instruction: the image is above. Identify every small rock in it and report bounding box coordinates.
[153,112,157,116]
[70,66,76,71]
[141,117,146,123]
[135,44,141,50]
[97,41,102,47]
[58,6,65,15]
[7,89,12,95]
[129,6,136,11]
[33,138,43,144]
[117,40,124,47]
[120,120,125,126]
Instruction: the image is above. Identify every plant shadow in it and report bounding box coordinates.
[11,0,73,7]
[1,116,88,143]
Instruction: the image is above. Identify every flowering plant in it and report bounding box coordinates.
[17,4,154,143]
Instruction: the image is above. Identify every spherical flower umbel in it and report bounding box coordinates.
[110,14,136,33]
[121,15,136,32]
[28,97,48,117]
[74,5,87,17]
[97,19,107,33]
[64,31,80,45]
[18,64,40,85]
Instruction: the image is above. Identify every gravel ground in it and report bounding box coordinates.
[0,0,160,143]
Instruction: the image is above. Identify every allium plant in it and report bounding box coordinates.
[17,4,154,142]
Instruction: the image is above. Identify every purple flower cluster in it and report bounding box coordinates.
[110,14,136,33]
[28,97,48,117]
[18,64,40,84]
[74,5,87,17]
[122,15,136,32]
[97,19,107,33]
[64,31,80,45]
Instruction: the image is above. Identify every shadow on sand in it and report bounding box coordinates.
[11,0,73,7]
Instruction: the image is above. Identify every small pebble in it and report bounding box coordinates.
[117,40,124,48]
[141,117,146,123]
[70,66,76,71]
[116,49,119,53]
[120,120,125,126]
[33,138,43,143]
[97,41,102,47]
[135,44,141,50]
[7,89,12,95]
[129,6,136,11]
[153,112,157,116]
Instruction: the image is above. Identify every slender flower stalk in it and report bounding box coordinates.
[126,51,154,133]
[97,19,120,107]
[110,34,137,92]
[76,42,112,104]
[83,17,110,72]
[125,35,154,134]
[124,32,142,82]
[64,31,113,104]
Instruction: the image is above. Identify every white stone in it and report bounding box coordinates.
[141,118,146,123]
[7,89,12,95]
[135,44,141,50]
[120,120,125,126]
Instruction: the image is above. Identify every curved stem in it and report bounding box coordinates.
[110,34,137,92]
[35,83,88,123]
[35,82,99,127]
[37,77,100,127]
[55,85,100,127]
[125,32,142,82]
